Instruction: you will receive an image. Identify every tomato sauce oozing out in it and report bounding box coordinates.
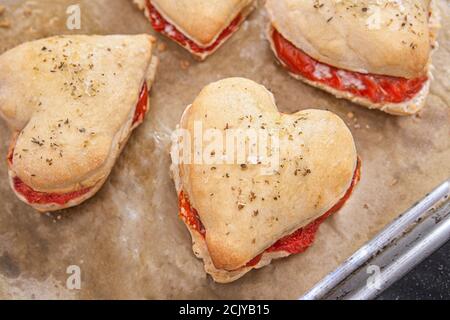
[147,1,242,54]
[133,82,149,125]
[8,83,149,206]
[179,159,361,268]
[271,28,427,104]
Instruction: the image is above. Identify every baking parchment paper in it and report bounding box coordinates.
[0,0,449,299]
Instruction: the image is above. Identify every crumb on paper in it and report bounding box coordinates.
[180,59,190,70]
[158,42,167,52]
[23,7,33,17]
[133,0,146,10]
[48,17,60,27]
[347,112,355,119]
[27,26,37,34]
[354,123,361,129]
[363,204,369,209]
[0,20,11,28]
[390,179,398,186]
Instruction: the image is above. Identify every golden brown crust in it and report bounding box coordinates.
[266,0,434,78]
[0,35,158,210]
[266,26,432,116]
[172,78,357,272]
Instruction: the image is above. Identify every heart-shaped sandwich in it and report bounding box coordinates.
[170,78,360,283]
[133,0,256,60]
[266,0,441,115]
[0,35,158,212]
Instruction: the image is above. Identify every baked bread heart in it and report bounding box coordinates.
[170,78,360,283]
[133,0,256,60]
[266,0,441,115]
[0,35,158,212]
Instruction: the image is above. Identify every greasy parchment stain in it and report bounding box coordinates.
[0,0,449,299]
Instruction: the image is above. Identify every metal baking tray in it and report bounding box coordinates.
[301,179,450,300]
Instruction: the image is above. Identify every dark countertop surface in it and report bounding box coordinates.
[376,240,450,300]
